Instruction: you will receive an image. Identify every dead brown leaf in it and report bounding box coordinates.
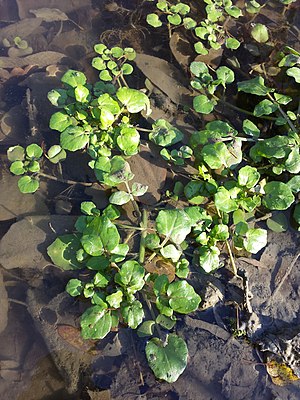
[0,51,67,68]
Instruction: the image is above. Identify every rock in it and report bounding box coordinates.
[0,215,76,270]
[0,168,48,221]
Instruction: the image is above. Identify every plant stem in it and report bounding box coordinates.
[139,208,148,264]
[267,93,297,132]
[125,181,142,221]
[147,236,169,263]
[38,172,98,187]
[136,127,153,133]
[216,97,277,121]
[225,239,237,276]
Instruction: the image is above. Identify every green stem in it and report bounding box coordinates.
[139,208,148,264]
[267,93,297,133]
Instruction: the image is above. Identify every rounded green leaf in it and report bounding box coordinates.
[27,160,40,173]
[92,57,106,70]
[47,88,68,107]
[81,234,103,256]
[17,175,39,193]
[216,66,235,84]
[263,182,294,210]
[156,209,192,244]
[121,300,144,329]
[47,145,66,164]
[60,126,89,151]
[81,306,111,339]
[287,176,300,194]
[94,156,133,187]
[49,111,72,132]
[286,67,300,83]
[7,145,25,162]
[74,84,89,102]
[106,290,123,308]
[198,245,220,272]
[266,213,288,233]
[238,166,260,188]
[10,160,25,175]
[214,187,238,212]
[99,70,113,81]
[183,17,197,29]
[116,87,150,114]
[146,334,188,383]
[117,127,140,155]
[109,191,131,205]
[251,23,269,43]
[193,95,216,114]
[121,63,133,75]
[94,44,107,54]
[225,38,240,50]
[47,234,82,270]
[147,13,163,27]
[26,144,43,159]
[137,320,155,337]
[61,69,86,88]
[167,14,181,25]
[66,279,83,296]
[115,260,145,293]
[160,244,182,263]
[243,228,267,254]
[149,119,184,147]
[167,281,201,314]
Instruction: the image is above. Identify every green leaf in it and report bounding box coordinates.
[47,234,82,270]
[254,99,278,117]
[167,14,182,25]
[102,204,120,220]
[61,69,86,88]
[49,111,72,132]
[194,42,209,55]
[97,93,120,114]
[201,142,231,169]
[238,166,260,188]
[149,119,184,147]
[216,66,235,85]
[7,145,25,162]
[243,228,267,254]
[47,88,68,107]
[85,215,120,253]
[198,245,220,272]
[266,213,288,233]
[117,127,140,155]
[215,187,238,212]
[80,201,97,216]
[137,320,155,337]
[183,17,197,29]
[17,176,39,193]
[167,281,201,313]
[116,87,150,113]
[92,57,106,70]
[156,314,176,329]
[225,37,240,49]
[121,63,133,75]
[74,84,89,102]
[81,306,111,339]
[47,145,66,164]
[210,224,229,241]
[106,290,123,308]
[27,160,40,173]
[171,3,190,15]
[94,156,133,187]
[274,93,293,105]
[26,144,43,159]
[263,182,294,210]
[237,76,273,96]
[156,209,192,244]
[184,181,205,205]
[285,148,300,174]
[60,126,90,151]
[94,43,107,54]
[147,13,163,27]
[286,67,300,83]
[242,119,260,137]
[251,23,269,43]
[110,243,129,263]
[225,5,242,17]
[160,244,182,262]
[131,182,148,197]
[10,160,25,175]
[66,279,83,296]
[249,135,290,161]
[193,95,216,114]
[115,260,145,293]
[121,300,144,329]
[86,255,110,271]
[99,70,112,81]
[81,234,103,256]
[146,334,188,383]
[145,233,160,250]
[287,176,300,193]
[109,191,132,205]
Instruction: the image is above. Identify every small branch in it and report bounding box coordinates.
[267,93,297,132]
[38,172,100,188]
[225,240,237,276]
